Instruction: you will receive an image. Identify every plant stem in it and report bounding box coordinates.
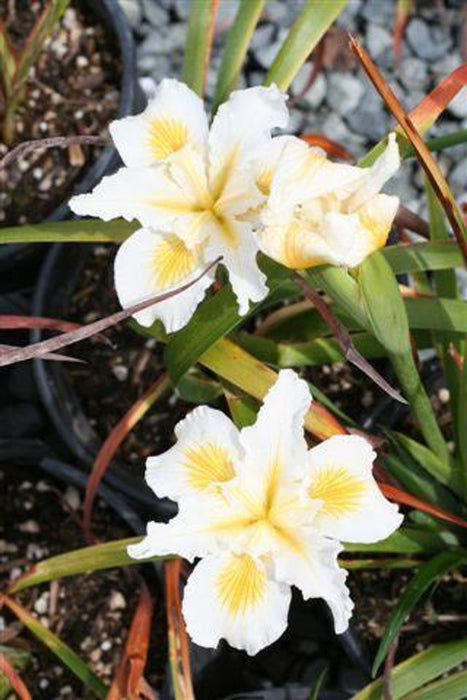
[390,349,450,462]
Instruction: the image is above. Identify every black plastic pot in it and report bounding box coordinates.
[0,0,141,292]
[32,242,175,518]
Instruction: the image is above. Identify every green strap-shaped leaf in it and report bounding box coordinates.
[0,218,138,244]
[212,0,264,112]
[9,536,147,592]
[343,527,460,555]
[383,241,462,275]
[182,0,218,95]
[388,432,454,490]
[401,668,467,700]
[354,639,467,700]
[264,0,347,91]
[372,550,467,675]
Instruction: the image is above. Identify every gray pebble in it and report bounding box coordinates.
[399,57,428,91]
[327,73,365,116]
[406,18,452,61]
[142,0,168,28]
[118,0,143,30]
[366,24,392,59]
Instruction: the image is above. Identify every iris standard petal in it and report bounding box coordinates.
[110,78,209,167]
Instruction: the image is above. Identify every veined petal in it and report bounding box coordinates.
[272,527,354,634]
[206,218,268,315]
[209,84,289,199]
[110,78,209,167]
[239,370,311,491]
[356,193,399,253]
[127,493,228,562]
[114,228,213,332]
[146,405,243,501]
[346,133,400,211]
[307,435,403,543]
[258,219,332,270]
[182,553,291,655]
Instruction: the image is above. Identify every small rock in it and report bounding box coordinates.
[34,592,50,615]
[101,640,112,651]
[449,159,467,197]
[119,0,143,30]
[361,0,394,26]
[347,90,390,142]
[327,73,365,116]
[438,388,450,404]
[19,520,40,534]
[399,57,428,91]
[263,1,289,23]
[109,591,126,611]
[366,24,392,59]
[142,0,167,28]
[174,0,191,21]
[249,23,275,51]
[112,364,129,382]
[0,540,18,554]
[406,18,452,61]
[447,87,467,120]
[64,486,81,511]
[254,30,286,69]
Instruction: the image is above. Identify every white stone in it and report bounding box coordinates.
[109,591,126,611]
[142,0,167,27]
[119,0,143,29]
[19,520,40,534]
[327,73,365,116]
[34,592,50,615]
[366,24,392,59]
[406,18,452,61]
[64,486,81,511]
[447,88,467,120]
[399,57,428,91]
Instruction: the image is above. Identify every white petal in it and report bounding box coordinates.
[69,166,199,230]
[239,370,311,486]
[347,133,400,210]
[355,193,400,254]
[182,553,291,655]
[127,493,229,562]
[272,527,354,634]
[146,405,243,501]
[206,218,268,315]
[110,78,209,167]
[307,435,403,543]
[209,84,289,198]
[114,228,213,332]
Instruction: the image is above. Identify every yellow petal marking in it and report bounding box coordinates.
[256,167,273,196]
[309,467,366,517]
[358,209,391,250]
[217,555,266,617]
[182,442,236,490]
[147,116,188,159]
[280,222,325,270]
[152,235,200,289]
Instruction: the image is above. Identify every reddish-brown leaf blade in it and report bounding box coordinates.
[0,344,83,364]
[393,0,413,65]
[0,314,78,332]
[0,258,220,367]
[350,37,467,264]
[165,560,194,700]
[107,583,154,700]
[299,133,353,161]
[379,482,467,529]
[293,273,407,404]
[0,135,110,170]
[0,652,32,700]
[83,374,171,541]
[410,63,467,133]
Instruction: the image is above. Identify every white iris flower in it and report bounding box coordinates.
[258,133,401,269]
[129,370,403,655]
[69,79,289,332]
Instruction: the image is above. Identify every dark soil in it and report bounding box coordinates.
[346,563,467,664]
[0,463,167,697]
[65,245,197,475]
[0,0,121,226]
